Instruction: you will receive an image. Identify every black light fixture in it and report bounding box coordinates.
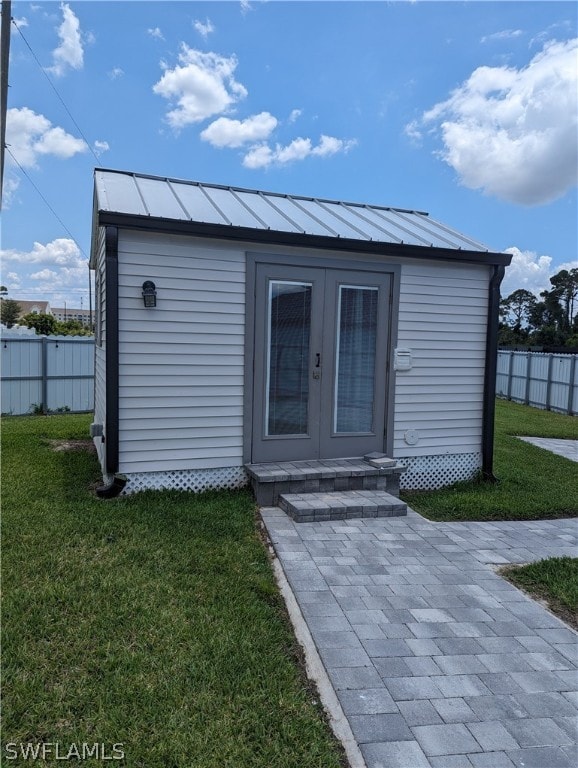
[142,281,157,308]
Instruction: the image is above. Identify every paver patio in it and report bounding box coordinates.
[517,437,578,463]
[261,507,578,768]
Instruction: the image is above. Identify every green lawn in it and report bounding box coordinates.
[502,557,578,631]
[402,399,578,521]
[1,415,345,768]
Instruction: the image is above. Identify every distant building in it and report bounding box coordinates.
[16,300,52,317]
[52,307,92,325]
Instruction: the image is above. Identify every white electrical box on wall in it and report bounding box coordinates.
[394,347,412,371]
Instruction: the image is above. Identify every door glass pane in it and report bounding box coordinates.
[334,285,378,433]
[266,281,312,435]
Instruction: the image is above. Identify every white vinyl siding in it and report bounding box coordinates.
[93,226,107,469]
[111,229,490,474]
[393,261,490,458]
[117,231,245,474]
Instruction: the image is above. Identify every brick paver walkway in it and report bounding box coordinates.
[261,508,578,768]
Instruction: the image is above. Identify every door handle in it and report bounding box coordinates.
[315,353,321,368]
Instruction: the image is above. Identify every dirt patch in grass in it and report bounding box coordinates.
[45,439,96,453]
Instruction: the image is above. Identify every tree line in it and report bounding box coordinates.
[499,268,578,348]
[0,293,93,337]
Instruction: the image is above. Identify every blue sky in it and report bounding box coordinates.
[2,1,577,309]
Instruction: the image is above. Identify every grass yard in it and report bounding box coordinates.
[1,415,345,768]
[402,399,578,521]
[502,557,578,632]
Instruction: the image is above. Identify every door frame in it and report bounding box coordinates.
[243,250,401,464]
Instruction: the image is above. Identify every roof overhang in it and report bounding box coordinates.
[95,210,512,267]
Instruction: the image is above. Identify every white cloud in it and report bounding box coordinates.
[153,45,247,129]
[1,176,20,208]
[243,134,356,169]
[0,240,89,307]
[501,247,578,296]
[312,134,355,157]
[0,272,22,291]
[34,126,84,157]
[242,144,273,169]
[480,29,523,44]
[25,266,89,301]
[0,237,89,306]
[201,112,277,148]
[49,3,84,77]
[147,27,164,40]
[276,137,312,164]
[404,119,423,145]
[93,140,110,156]
[530,21,573,49]
[30,268,59,281]
[108,67,124,80]
[417,38,578,205]
[13,17,28,29]
[194,18,215,38]
[288,109,302,123]
[6,108,87,168]
[240,1,252,15]
[1,238,85,268]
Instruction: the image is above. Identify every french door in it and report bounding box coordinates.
[251,263,392,462]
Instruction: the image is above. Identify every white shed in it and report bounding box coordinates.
[89,168,511,502]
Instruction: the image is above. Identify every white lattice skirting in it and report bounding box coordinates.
[120,454,481,494]
[398,453,482,490]
[122,466,248,495]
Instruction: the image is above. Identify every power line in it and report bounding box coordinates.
[6,289,90,295]
[11,18,101,164]
[5,146,88,260]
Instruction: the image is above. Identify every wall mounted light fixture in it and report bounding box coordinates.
[142,281,157,308]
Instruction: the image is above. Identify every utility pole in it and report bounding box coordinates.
[0,1,12,207]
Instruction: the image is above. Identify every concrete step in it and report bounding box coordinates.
[246,458,406,507]
[279,490,407,524]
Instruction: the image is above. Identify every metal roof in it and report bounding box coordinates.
[94,168,497,255]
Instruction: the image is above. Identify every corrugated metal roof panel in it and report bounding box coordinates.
[299,198,370,240]
[168,183,223,224]
[96,171,147,216]
[203,186,261,228]
[344,205,405,243]
[415,212,488,251]
[136,176,188,220]
[370,208,434,247]
[94,169,492,253]
[235,190,304,233]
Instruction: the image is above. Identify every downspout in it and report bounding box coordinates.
[96,475,126,498]
[482,264,506,481]
[95,225,123,498]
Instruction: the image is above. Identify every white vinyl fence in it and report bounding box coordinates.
[1,336,94,415]
[497,350,578,415]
